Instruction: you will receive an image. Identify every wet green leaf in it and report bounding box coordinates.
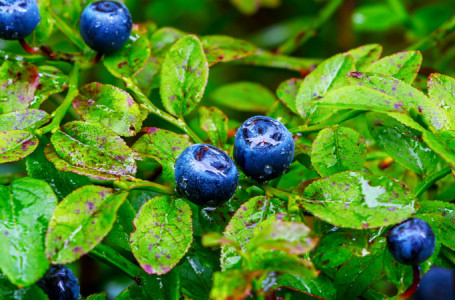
[0,109,47,131]
[422,131,455,169]
[72,83,147,137]
[132,128,192,182]
[104,35,151,80]
[198,106,228,147]
[201,35,257,66]
[353,4,403,31]
[32,66,69,107]
[210,81,276,112]
[278,273,336,300]
[300,171,417,229]
[210,270,254,300]
[131,196,193,275]
[25,0,54,47]
[47,121,137,181]
[160,35,209,117]
[0,130,39,164]
[383,247,412,293]
[348,72,449,131]
[45,185,128,264]
[366,51,422,83]
[0,273,48,300]
[150,27,185,58]
[276,78,302,114]
[0,61,39,114]
[311,126,367,177]
[366,112,439,175]
[427,73,455,131]
[295,53,355,123]
[0,178,57,287]
[135,57,161,95]
[86,293,107,300]
[221,196,285,271]
[347,44,382,71]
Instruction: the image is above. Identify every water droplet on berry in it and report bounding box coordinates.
[264,165,273,174]
[281,148,286,155]
[95,22,101,28]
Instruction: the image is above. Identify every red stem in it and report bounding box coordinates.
[40,45,56,59]
[399,264,421,299]
[93,52,103,64]
[19,39,39,54]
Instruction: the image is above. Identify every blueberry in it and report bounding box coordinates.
[386,218,436,265]
[414,267,455,300]
[234,116,295,183]
[37,265,80,300]
[175,144,239,207]
[0,0,40,40]
[79,1,132,53]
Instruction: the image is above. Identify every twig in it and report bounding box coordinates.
[413,166,452,198]
[407,15,455,51]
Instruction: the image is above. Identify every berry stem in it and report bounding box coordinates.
[93,52,103,64]
[399,264,421,299]
[114,179,176,195]
[19,39,39,54]
[413,166,452,198]
[39,45,56,59]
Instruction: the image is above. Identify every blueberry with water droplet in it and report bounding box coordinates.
[386,218,435,265]
[79,1,132,53]
[234,116,295,183]
[37,265,80,300]
[0,0,40,40]
[175,144,239,207]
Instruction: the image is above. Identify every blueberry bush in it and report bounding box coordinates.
[1,0,455,299]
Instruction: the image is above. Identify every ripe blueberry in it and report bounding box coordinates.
[37,265,80,300]
[414,267,455,300]
[79,1,132,53]
[386,218,436,265]
[234,116,295,183]
[175,144,239,207]
[0,0,40,40]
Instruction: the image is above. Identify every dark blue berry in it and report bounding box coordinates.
[79,1,132,53]
[0,0,40,40]
[37,265,80,300]
[386,218,436,265]
[234,116,295,183]
[175,144,239,207]
[414,267,455,300]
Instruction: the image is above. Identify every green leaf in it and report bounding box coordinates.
[295,53,355,122]
[45,185,128,264]
[230,0,258,15]
[104,35,151,80]
[353,4,403,31]
[300,171,417,229]
[347,72,449,131]
[422,131,455,169]
[87,293,107,300]
[347,44,382,71]
[0,130,39,164]
[417,201,455,251]
[72,83,147,137]
[383,247,412,293]
[366,51,422,83]
[160,35,209,117]
[26,136,91,201]
[135,57,161,95]
[278,273,336,300]
[132,128,192,182]
[150,27,185,58]
[25,0,54,47]
[210,82,276,112]
[130,196,193,275]
[221,196,285,271]
[201,35,257,66]
[311,126,367,177]
[0,178,57,287]
[198,106,228,147]
[0,109,47,131]
[210,270,254,300]
[366,112,439,175]
[0,61,39,114]
[0,274,48,300]
[427,73,455,131]
[46,121,136,181]
[32,66,69,107]
[276,78,302,114]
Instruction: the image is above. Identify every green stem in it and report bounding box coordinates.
[413,166,452,198]
[124,78,204,143]
[275,0,345,55]
[50,11,86,51]
[114,178,175,195]
[89,243,142,279]
[290,110,363,133]
[407,15,455,51]
[36,64,80,135]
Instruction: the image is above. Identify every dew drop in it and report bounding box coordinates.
[264,165,273,175]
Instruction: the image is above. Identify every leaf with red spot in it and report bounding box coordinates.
[45,185,128,264]
[299,171,417,229]
[150,27,186,58]
[32,65,69,107]
[72,83,147,137]
[0,130,39,164]
[132,128,192,182]
[276,78,303,115]
[201,35,257,66]
[104,35,151,80]
[0,109,47,131]
[427,73,455,131]
[366,51,422,84]
[0,61,39,114]
[130,196,193,275]
[347,44,382,71]
[160,35,209,117]
[198,106,228,147]
[422,130,455,173]
[46,121,137,181]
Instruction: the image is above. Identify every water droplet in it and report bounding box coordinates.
[281,148,286,155]
[264,165,273,174]
[95,22,101,28]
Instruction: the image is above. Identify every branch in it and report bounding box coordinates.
[413,166,452,198]
[407,15,455,51]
